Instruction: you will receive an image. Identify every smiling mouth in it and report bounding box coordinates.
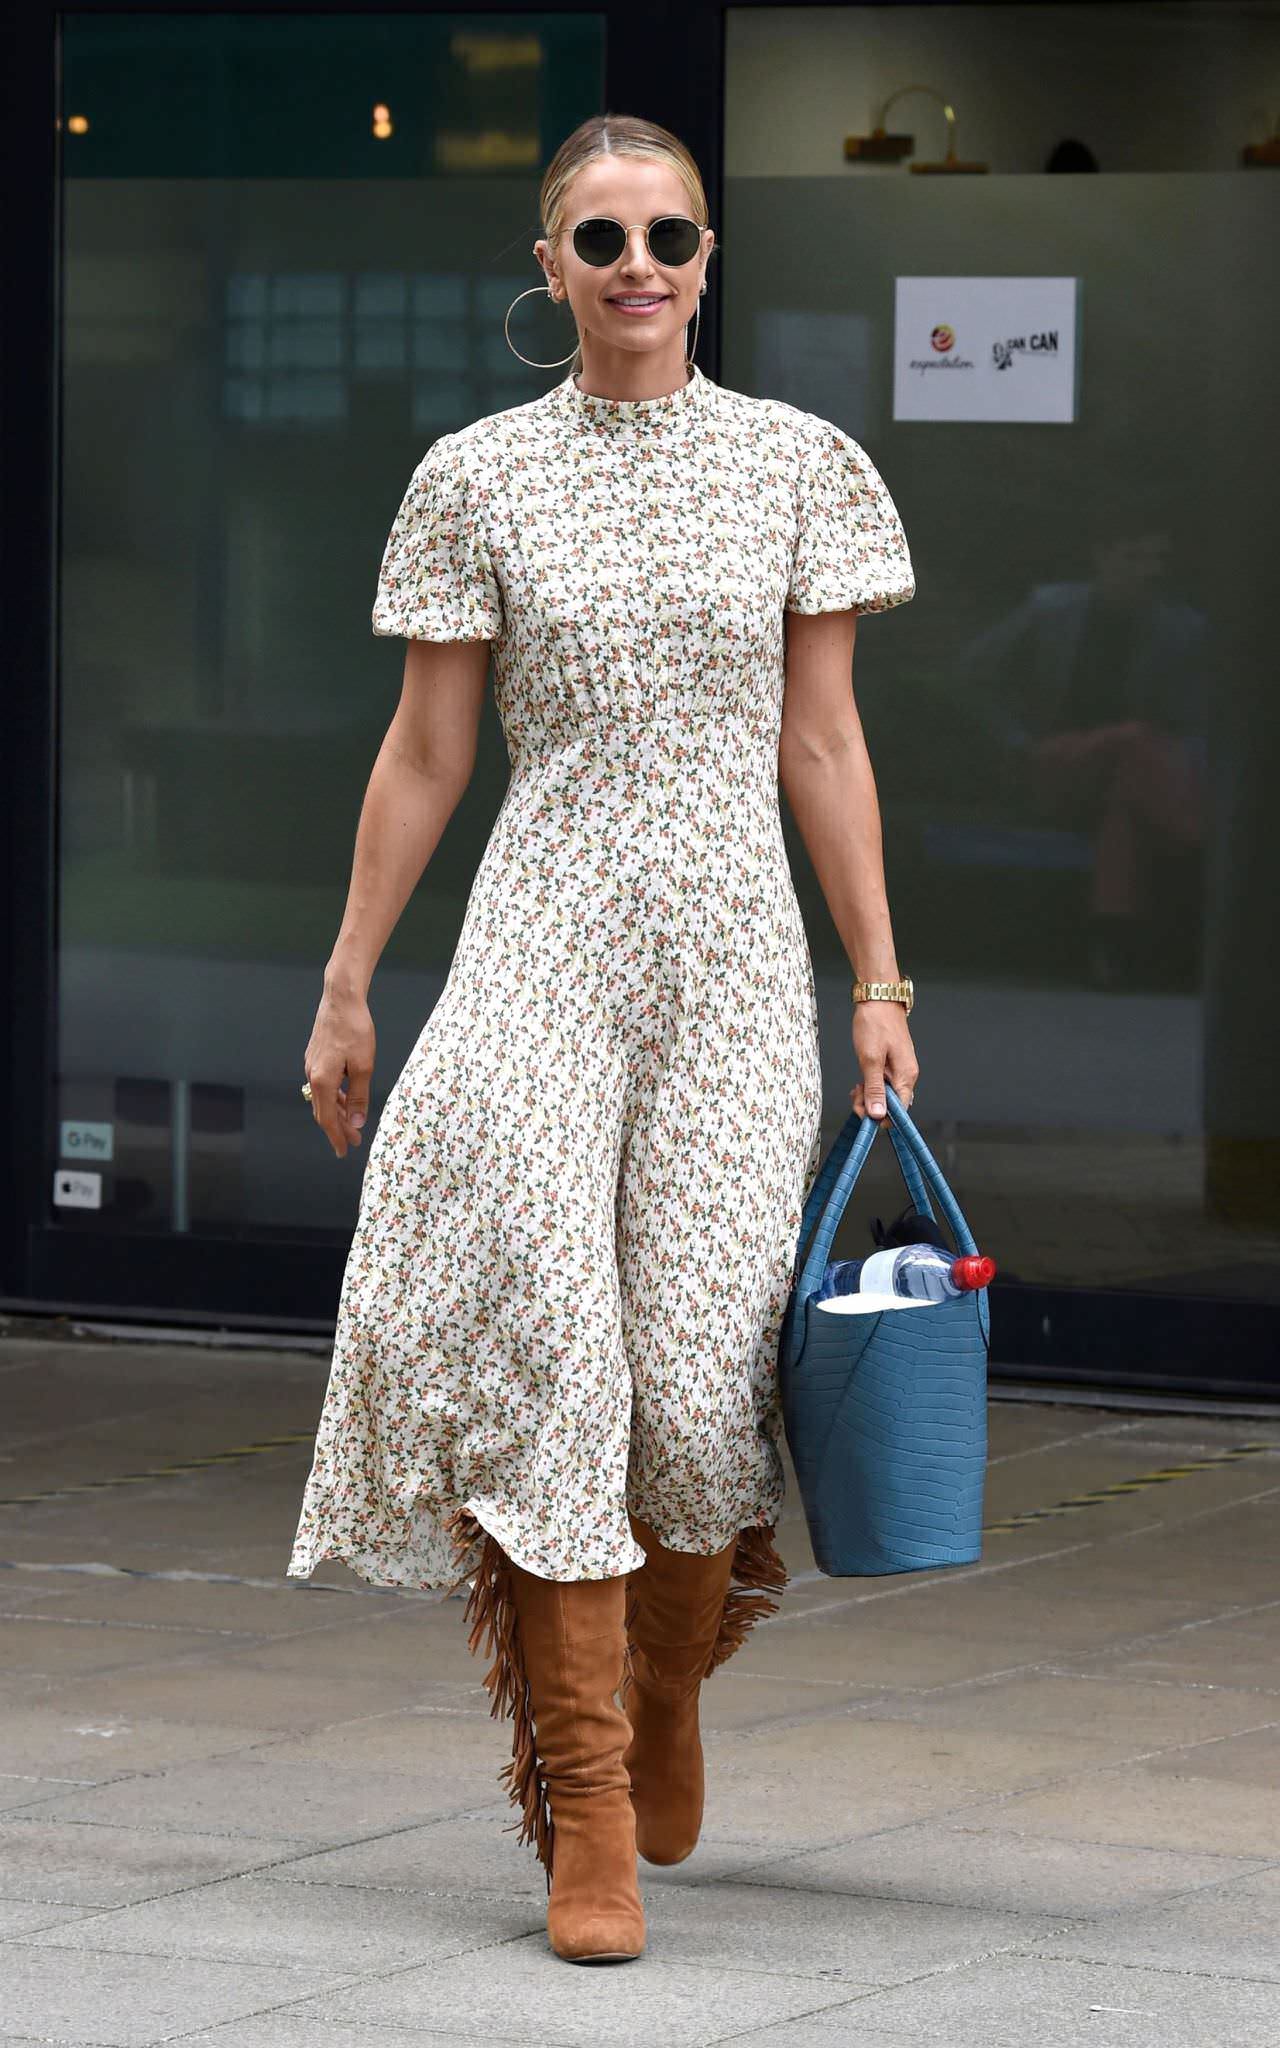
[606,294,670,304]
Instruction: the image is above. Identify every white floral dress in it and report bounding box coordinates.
[287,360,914,1597]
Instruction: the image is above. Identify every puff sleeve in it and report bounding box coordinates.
[371,432,504,643]
[785,420,915,616]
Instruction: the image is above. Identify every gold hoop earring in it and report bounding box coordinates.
[685,287,705,369]
[503,284,581,369]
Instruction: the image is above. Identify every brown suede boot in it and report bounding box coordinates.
[445,1512,645,1965]
[620,1514,789,1865]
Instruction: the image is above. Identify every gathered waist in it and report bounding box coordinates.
[505,708,779,778]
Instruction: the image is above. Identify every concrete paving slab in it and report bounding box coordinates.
[796,1950,1280,2046]
[268,1808,783,1899]
[1137,1723,1280,1785]
[0,1693,473,1779]
[699,1764,947,1853]
[0,1941,361,2047]
[168,2030,532,2048]
[987,1410,1141,1459]
[0,1817,310,1907]
[724,1820,1270,1918]
[0,1578,78,1615]
[0,1775,98,1818]
[703,1710,1147,1824]
[235,1610,480,1684]
[255,1703,526,1776]
[849,1671,1279,1747]
[698,1671,885,1734]
[1066,1611,1280,1693]
[280,1932,861,2046]
[0,1899,94,1937]
[968,1761,1280,1858]
[265,1808,554,1900]
[1034,1862,1280,1978]
[636,1879,1064,1982]
[8,1655,446,1729]
[667,2023,919,2047]
[20,1753,502,1841]
[0,1569,377,1633]
[16,1869,541,1970]
[725,1620,1059,1689]
[1023,1547,1279,1612]
[169,2023,528,2039]
[0,1618,262,1687]
[833,1584,1231,1647]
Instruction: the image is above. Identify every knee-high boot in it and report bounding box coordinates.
[445,1512,645,1965]
[620,1514,788,1865]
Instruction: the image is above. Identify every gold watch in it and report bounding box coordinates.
[852,975,914,1015]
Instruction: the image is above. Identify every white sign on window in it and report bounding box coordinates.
[60,1119,114,1161]
[893,277,1079,424]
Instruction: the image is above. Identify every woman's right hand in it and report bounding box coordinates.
[303,984,376,1159]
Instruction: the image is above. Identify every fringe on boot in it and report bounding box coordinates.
[703,1521,789,1676]
[443,1507,555,1890]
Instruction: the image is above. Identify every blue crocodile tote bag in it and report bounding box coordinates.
[778,1081,991,1576]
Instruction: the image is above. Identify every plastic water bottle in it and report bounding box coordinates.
[816,1243,995,1304]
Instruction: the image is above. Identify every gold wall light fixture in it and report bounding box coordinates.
[845,85,988,174]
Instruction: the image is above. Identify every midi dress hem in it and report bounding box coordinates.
[286,1484,792,1594]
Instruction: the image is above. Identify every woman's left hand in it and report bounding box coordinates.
[851,1000,919,1121]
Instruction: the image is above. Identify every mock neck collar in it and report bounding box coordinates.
[552,358,712,428]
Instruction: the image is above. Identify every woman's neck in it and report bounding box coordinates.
[572,349,692,403]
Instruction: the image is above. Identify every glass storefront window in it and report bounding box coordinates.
[725,2,1279,1303]
[55,13,604,1240]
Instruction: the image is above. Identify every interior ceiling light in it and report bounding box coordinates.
[450,33,541,74]
[437,130,540,171]
[846,84,987,175]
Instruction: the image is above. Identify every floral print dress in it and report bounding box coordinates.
[287,359,915,1597]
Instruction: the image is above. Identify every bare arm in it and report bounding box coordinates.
[305,637,490,1156]
[778,608,918,1122]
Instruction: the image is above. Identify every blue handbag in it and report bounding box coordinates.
[779,1081,991,1576]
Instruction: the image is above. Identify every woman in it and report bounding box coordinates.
[288,112,919,1966]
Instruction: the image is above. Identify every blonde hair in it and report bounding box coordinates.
[540,114,714,370]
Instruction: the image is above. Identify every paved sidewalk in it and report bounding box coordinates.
[0,1331,1277,2047]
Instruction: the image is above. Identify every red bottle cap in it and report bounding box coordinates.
[951,1254,996,1290]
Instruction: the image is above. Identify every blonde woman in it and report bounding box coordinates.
[289,112,919,1965]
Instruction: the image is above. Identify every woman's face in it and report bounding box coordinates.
[535,158,713,370]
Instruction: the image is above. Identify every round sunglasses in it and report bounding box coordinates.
[569,214,704,270]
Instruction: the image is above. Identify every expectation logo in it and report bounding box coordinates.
[908,321,974,377]
[992,328,1060,371]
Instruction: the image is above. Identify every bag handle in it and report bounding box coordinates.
[796,1106,935,1251]
[785,1082,980,1367]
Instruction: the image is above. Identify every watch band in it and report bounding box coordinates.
[852,975,914,1015]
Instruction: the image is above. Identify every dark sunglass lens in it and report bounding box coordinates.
[573,218,625,267]
[648,216,701,266]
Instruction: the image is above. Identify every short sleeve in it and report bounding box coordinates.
[785,420,916,616]
[371,432,504,643]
